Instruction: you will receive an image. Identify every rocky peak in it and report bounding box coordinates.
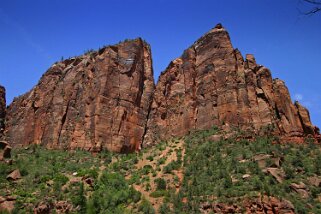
[144,24,317,146]
[3,24,318,151]
[5,38,154,152]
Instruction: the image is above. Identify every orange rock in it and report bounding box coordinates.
[3,24,319,152]
[0,141,11,161]
[144,23,317,146]
[7,169,21,181]
[0,196,15,213]
[5,39,154,153]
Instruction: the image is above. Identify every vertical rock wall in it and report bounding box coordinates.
[144,24,316,146]
[4,24,318,151]
[5,39,154,152]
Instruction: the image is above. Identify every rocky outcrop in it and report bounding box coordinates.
[0,196,16,213]
[7,169,21,181]
[201,195,295,214]
[4,24,318,151]
[0,85,5,137]
[5,38,154,152]
[0,141,11,161]
[144,24,317,145]
[295,101,315,135]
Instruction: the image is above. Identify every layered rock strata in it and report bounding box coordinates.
[4,24,318,151]
[5,39,154,152]
[144,24,316,145]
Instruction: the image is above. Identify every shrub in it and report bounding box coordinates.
[71,182,86,213]
[163,161,180,174]
[147,155,154,161]
[159,203,171,214]
[154,178,167,190]
[90,171,141,212]
[138,198,155,214]
[150,190,169,198]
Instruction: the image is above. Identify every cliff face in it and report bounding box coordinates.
[0,85,5,136]
[4,24,318,151]
[5,38,154,152]
[144,24,316,145]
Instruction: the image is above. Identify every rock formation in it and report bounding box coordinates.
[0,85,5,136]
[201,195,295,213]
[144,23,317,145]
[4,24,318,151]
[5,38,154,152]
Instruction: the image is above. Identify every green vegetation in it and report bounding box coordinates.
[1,127,321,213]
[166,128,321,213]
[0,145,143,213]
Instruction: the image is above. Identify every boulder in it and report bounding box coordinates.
[201,195,295,214]
[7,169,21,181]
[308,176,321,187]
[290,182,309,198]
[0,196,15,213]
[34,202,51,214]
[54,201,73,213]
[253,154,281,168]
[0,141,11,161]
[262,167,285,183]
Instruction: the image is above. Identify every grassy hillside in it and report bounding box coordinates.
[1,127,321,213]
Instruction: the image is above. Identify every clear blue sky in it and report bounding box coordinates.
[0,0,320,127]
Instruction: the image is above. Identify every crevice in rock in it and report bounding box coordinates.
[117,110,127,135]
[141,90,154,149]
[58,101,70,144]
[295,103,312,135]
[275,104,281,120]
[32,101,39,113]
[257,90,269,104]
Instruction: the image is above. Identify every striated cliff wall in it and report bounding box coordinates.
[4,24,318,151]
[143,24,317,146]
[5,38,154,152]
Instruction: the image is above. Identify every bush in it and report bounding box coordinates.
[138,198,155,214]
[77,168,98,179]
[90,171,141,212]
[154,178,167,190]
[147,155,154,161]
[159,203,171,214]
[71,182,86,213]
[163,161,180,174]
[150,190,169,198]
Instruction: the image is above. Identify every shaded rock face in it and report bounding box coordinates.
[144,24,316,145]
[0,86,5,136]
[5,38,154,152]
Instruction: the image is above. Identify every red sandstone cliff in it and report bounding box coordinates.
[144,24,317,145]
[4,24,318,151]
[5,38,154,152]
